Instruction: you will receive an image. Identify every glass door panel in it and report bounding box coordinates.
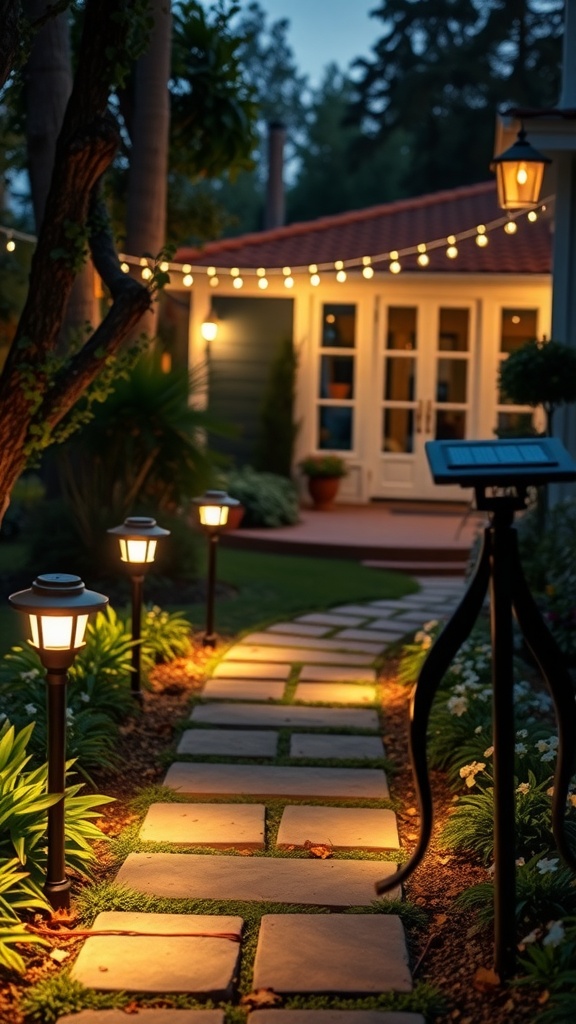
[381,307,418,455]
[316,303,356,451]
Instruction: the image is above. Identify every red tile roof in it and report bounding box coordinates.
[176,181,552,275]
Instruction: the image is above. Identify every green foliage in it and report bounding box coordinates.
[498,339,576,435]
[254,338,299,478]
[141,604,192,666]
[298,454,347,478]
[516,916,576,1024]
[516,498,576,658]
[225,466,299,527]
[455,857,576,932]
[20,970,118,1023]
[397,618,442,685]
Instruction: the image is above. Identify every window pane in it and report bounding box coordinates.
[383,408,414,453]
[436,410,466,440]
[438,308,469,351]
[384,356,416,401]
[318,406,353,450]
[436,359,467,402]
[322,304,356,347]
[500,309,538,353]
[320,355,354,399]
[387,307,417,350]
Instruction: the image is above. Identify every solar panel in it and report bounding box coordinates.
[426,437,576,487]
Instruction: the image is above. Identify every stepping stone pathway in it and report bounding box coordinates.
[61,576,464,1023]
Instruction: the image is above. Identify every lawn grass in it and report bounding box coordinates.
[179,546,417,636]
[0,541,417,652]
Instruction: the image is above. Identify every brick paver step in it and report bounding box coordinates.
[164,762,389,799]
[115,853,399,906]
[250,1012,425,1024]
[289,733,385,760]
[139,803,265,849]
[70,912,242,997]
[190,703,380,731]
[293,683,377,705]
[276,805,399,851]
[223,644,375,666]
[177,729,278,758]
[58,1013,225,1024]
[201,679,285,701]
[252,914,411,993]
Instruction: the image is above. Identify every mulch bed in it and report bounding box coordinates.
[0,639,546,1024]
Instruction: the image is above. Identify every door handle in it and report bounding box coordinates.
[415,399,423,433]
[425,399,433,434]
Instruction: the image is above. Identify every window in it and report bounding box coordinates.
[317,304,356,450]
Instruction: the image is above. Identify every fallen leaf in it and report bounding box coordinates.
[303,840,333,859]
[98,966,109,973]
[240,988,283,1009]
[50,948,69,963]
[237,849,254,856]
[122,1001,141,1014]
[406,832,418,841]
[538,990,550,1005]
[438,856,451,865]
[473,966,501,991]
[406,807,418,816]
[434,914,447,927]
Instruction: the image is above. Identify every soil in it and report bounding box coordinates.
[0,639,546,1024]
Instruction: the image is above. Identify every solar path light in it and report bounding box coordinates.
[8,574,108,910]
[107,516,169,701]
[192,490,240,648]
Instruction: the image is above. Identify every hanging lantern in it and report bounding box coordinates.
[491,128,550,211]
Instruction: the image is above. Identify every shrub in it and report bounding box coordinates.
[140,604,192,666]
[299,454,347,478]
[225,466,299,527]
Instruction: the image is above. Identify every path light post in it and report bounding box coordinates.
[108,516,170,701]
[8,574,108,911]
[192,490,240,648]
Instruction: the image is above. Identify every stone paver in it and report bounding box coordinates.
[369,618,421,633]
[116,854,399,906]
[139,803,265,849]
[241,632,383,655]
[212,661,291,679]
[58,1012,225,1024]
[299,665,376,682]
[70,912,242,996]
[276,805,399,850]
[391,612,437,626]
[294,683,377,705]
[164,763,389,799]
[190,703,380,731]
[267,622,331,637]
[223,644,374,666]
[289,733,385,760]
[201,679,285,701]
[252,915,411,993]
[251,1012,425,1024]
[335,627,405,643]
[329,604,394,617]
[296,613,367,627]
[177,729,278,758]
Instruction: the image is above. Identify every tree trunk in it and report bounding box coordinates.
[125,0,172,336]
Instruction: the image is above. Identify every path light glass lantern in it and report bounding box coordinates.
[107,516,170,699]
[192,490,240,647]
[8,574,108,909]
[491,127,550,211]
[201,308,219,343]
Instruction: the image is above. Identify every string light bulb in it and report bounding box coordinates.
[528,210,538,222]
[389,251,401,274]
[120,262,129,273]
[232,276,243,288]
[207,266,216,277]
[141,266,152,280]
[230,267,240,277]
[336,269,347,283]
[310,273,320,286]
[504,220,517,234]
[159,261,169,272]
[309,264,318,275]
[446,235,458,259]
[475,224,489,247]
[284,275,294,288]
[6,238,15,252]
[256,267,266,277]
[283,266,292,276]
[209,275,219,287]
[362,264,375,278]
[417,243,430,267]
[182,263,192,274]
[183,273,193,287]
[258,277,269,289]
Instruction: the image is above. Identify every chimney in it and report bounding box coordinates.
[264,121,286,230]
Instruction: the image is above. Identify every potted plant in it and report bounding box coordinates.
[298,454,347,510]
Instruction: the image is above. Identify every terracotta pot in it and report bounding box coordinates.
[328,382,350,399]
[223,503,245,530]
[306,475,341,510]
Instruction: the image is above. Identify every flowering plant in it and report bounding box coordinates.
[298,454,347,478]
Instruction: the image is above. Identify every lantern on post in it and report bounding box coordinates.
[8,574,108,910]
[192,490,240,647]
[491,127,551,211]
[201,308,219,343]
[107,516,170,700]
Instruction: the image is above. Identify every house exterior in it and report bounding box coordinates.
[170,181,553,503]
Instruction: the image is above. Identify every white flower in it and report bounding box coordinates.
[24,703,37,716]
[459,761,486,788]
[424,619,438,631]
[536,740,549,753]
[515,743,527,755]
[19,669,40,681]
[516,729,528,739]
[537,857,559,874]
[421,634,433,650]
[541,750,556,762]
[543,921,565,948]
[516,782,530,795]
[484,746,494,757]
[547,786,555,797]
[66,708,74,722]
[447,695,468,717]
[79,692,90,703]
[515,857,525,867]
[521,927,540,944]
[414,630,426,643]
[474,725,482,735]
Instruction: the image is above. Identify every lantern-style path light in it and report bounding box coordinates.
[107,516,170,701]
[8,574,108,910]
[192,490,240,648]
[491,126,551,211]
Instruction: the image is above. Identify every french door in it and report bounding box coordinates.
[371,302,476,500]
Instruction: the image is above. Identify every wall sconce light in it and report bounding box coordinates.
[201,308,219,343]
[491,127,551,211]
[107,516,170,700]
[8,574,108,910]
[192,490,241,647]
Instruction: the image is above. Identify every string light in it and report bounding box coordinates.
[0,198,552,287]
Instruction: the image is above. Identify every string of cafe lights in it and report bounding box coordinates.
[0,196,553,291]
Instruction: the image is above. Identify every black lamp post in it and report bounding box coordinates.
[192,490,240,647]
[8,574,108,911]
[107,516,169,701]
